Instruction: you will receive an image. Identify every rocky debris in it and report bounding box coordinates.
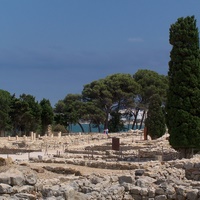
[1,157,200,199]
[62,133,179,163]
[0,157,13,166]
[0,148,41,155]
[43,166,82,176]
[1,132,200,199]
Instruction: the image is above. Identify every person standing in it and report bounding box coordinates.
[105,129,108,137]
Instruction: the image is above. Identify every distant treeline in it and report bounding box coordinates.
[0,69,168,136]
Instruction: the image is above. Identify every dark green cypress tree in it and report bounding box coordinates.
[145,94,166,140]
[166,16,200,158]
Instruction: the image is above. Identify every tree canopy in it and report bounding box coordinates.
[0,90,12,135]
[82,73,141,130]
[133,69,168,107]
[166,16,200,157]
[145,94,166,140]
[40,98,54,135]
[10,94,41,135]
[0,69,169,135]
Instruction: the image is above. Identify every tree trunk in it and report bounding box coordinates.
[97,125,100,133]
[178,148,193,159]
[88,123,92,133]
[104,111,110,129]
[139,110,146,129]
[127,113,132,130]
[78,122,85,133]
[132,110,139,130]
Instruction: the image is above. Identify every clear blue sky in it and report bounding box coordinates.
[0,1,200,106]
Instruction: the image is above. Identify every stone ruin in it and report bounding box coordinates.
[1,130,200,199]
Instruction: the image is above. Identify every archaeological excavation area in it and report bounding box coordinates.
[0,131,200,199]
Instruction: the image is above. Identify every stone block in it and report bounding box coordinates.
[118,175,134,184]
[14,193,36,200]
[140,187,148,196]
[131,194,142,200]
[186,189,198,200]
[130,186,141,195]
[25,174,37,185]
[155,188,165,195]
[155,195,167,200]
[0,183,13,194]
[135,169,145,176]
[136,176,156,187]
[183,162,194,170]
[148,187,155,198]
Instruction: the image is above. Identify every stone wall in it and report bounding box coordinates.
[1,156,200,199]
[28,155,200,199]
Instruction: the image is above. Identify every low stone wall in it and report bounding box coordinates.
[28,156,200,199]
[170,158,200,181]
[2,156,200,199]
[37,156,200,176]
[0,148,41,154]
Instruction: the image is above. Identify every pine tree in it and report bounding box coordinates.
[166,16,200,158]
[145,94,166,140]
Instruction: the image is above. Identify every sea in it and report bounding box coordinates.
[68,123,144,133]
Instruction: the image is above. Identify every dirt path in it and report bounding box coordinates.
[29,162,129,177]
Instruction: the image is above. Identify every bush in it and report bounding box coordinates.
[145,94,166,139]
[52,124,68,133]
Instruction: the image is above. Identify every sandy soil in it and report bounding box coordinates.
[29,162,128,178]
[0,132,166,179]
[0,136,131,179]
